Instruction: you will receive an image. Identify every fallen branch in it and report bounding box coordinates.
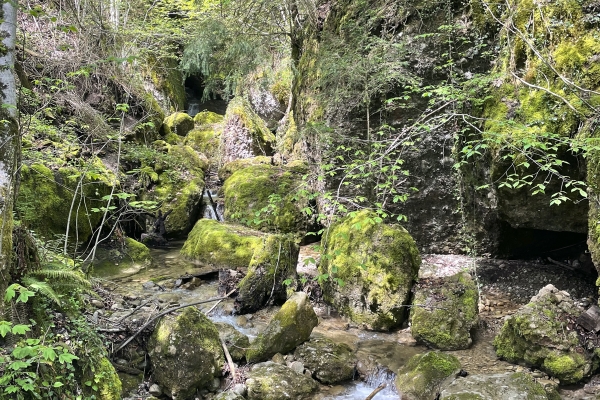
[547,257,575,270]
[206,288,236,316]
[365,383,386,400]
[117,299,154,323]
[112,293,234,354]
[221,338,237,382]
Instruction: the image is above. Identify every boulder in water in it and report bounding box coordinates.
[410,272,478,350]
[293,337,356,384]
[246,292,318,363]
[319,210,420,331]
[235,234,299,313]
[148,307,223,399]
[245,361,319,400]
[493,284,594,384]
[395,351,460,400]
[439,372,557,399]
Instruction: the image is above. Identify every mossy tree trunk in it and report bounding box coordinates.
[0,0,19,320]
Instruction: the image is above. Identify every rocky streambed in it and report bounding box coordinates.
[86,239,600,400]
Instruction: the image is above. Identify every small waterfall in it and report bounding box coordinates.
[327,367,399,399]
[187,100,200,117]
[202,189,223,221]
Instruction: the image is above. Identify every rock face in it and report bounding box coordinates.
[439,372,556,400]
[395,351,461,400]
[221,97,276,164]
[245,362,319,400]
[222,164,313,234]
[163,112,194,136]
[410,272,478,350]
[494,284,593,384]
[319,210,420,331]
[236,234,299,313]
[148,307,223,399]
[218,156,272,181]
[181,219,264,269]
[214,322,250,362]
[246,292,318,363]
[293,337,356,384]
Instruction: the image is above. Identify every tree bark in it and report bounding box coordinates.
[0,0,20,319]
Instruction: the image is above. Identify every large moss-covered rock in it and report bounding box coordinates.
[246,292,318,363]
[214,322,250,362]
[194,111,224,125]
[223,164,312,234]
[395,351,461,400]
[221,97,275,164]
[125,237,151,262]
[245,362,319,400]
[410,272,478,350]
[84,357,122,400]
[493,284,595,384]
[439,372,558,400]
[17,161,116,244]
[185,126,223,160]
[163,112,195,136]
[148,307,223,399]
[319,210,420,331]
[181,219,264,269]
[236,234,299,313]
[217,156,272,181]
[293,337,356,384]
[151,145,207,236]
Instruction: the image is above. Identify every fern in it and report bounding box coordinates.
[21,262,93,305]
[20,276,61,305]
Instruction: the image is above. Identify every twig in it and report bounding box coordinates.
[365,383,386,400]
[117,299,154,323]
[221,338,237,382]
[112,294,233,354]
[547,257,575,270]
[205,288,237,316]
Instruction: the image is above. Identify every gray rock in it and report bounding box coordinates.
[232,383,247,396]
[271,353,285,364]
[290,361,304,374]
[213,391,245,400]
[245,362,319,400]
[294,337,356,384]
[439,372,556,399]
[214,322,250,361]
[246,292,318,363]
[148,384,162,396]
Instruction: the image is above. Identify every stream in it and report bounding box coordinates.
[92,241,598,399]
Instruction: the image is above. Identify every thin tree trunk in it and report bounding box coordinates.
[0,0,20,320]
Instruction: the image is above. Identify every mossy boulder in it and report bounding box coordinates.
[493,284,595,384]
[223,164,313,234]
[185,127,223,159]
[150,145,207,236]
[221,97,276,164]
[163,112,195,136]
[125,237,151,262]
[181,219,264,269]
[410,272,478,350]
[17,161,116,244]
[84,357,122,400]
[246,292,318,363]
[214,392,245,400]
[148,307,223,399]
[217,156,272,181]
[236,234,299,313]
[439,372,557,400]
[319,210,421,331]
[245,362,319,400]
[214,322,250,362]
[293,337,356,384]
[395,351,461,400]
[194,111,224,125]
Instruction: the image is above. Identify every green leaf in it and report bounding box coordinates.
[53,382,64,388]
[58,352,78,364]
[17,289,35,303]
[12,324,31,335]
[0,321,11,338]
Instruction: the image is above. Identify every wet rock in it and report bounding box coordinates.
[246,292,318,363]
[214,322,250,361]
[235,234,299,313]
[319,210,420,331]
[439,372,557,399]
[148,307,223,399]
[294,337,356,384]
[395,351,461,400]
[410,272,478,350]
[245,362,319,400]
[494,284,594,384]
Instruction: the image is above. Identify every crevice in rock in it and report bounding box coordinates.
[184,76,228,116]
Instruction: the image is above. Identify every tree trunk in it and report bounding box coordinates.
[0,0,20,319]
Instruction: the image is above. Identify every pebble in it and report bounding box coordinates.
[90,299,105,308]
[290,361,304,374]
[149,384,162,396]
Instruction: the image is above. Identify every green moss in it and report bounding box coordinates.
[185,127,223,159]
[222,164,312,233]
[87,357,122,400]
[218,156,272,181]
[163,112,195,137]
[543,354,585,383]
[147,56,186,111]
[125,237,151,262]
[181,219,264,268]
[395,352,460,399]
[194,111,224,125]
[319,210,420,330]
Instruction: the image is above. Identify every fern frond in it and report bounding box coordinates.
[21,276,61,305]
[29,268,91,288]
